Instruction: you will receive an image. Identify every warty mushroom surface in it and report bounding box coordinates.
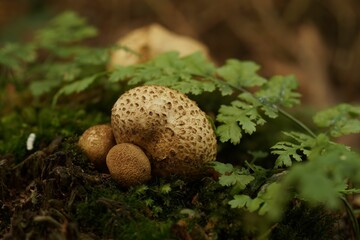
[111,85,217,177]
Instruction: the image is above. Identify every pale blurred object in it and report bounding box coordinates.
[26,133,36,151]
[108,23,210,68]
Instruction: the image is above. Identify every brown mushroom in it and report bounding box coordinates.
[106,143,151,187]
[111,85,217,177]
[78,124,115,172]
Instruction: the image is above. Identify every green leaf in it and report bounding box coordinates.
[0,43,36,76]
[109,66,136,83]
[281,142,360,211]
[216,122,242,144]
[212,79,234,96]
[229,194,266,213]
[151,51,183,69]
[211,162,234,175]
[110,52,217,95]
[229,195,252,208]
[35,11,98,49]
[216,93,267,144]
[218,174,254,188]
[147,75,216,95]
[256,75,300,115]
[248,150,268,162]
[217,60,266,88]
[271,132,314,168]
[29,80,61,96]
[313,104,360,137]
[74,47,110,65]
[181,52,216,76]
[53,74,98,104]
[257,182,288,219]
[42,62,82,82]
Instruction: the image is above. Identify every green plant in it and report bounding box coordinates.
[0,11,117,99]
[1,11,360,239]
[107,52,360,237]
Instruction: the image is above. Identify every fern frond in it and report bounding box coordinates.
[35,11,97,49]
[313,104,360,137]
[52,74,99,105]
[109,52,218,95]
[217,59,266,88]
[216,93,267,144]
[271,132,314,168]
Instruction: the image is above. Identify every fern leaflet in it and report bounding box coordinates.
[271,132,314,168]
[313,103,360,137]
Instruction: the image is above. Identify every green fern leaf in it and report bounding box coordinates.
[74,47,110,65]
[313,104,360,137]
[216,93,267,144]
[29,80,61,96]
[53,75,97,104]
[179,51,216,76]
[216,123,242,144]
[211,162,234,174]
[219,174,255,188]
[0,43,36,65]
[217,60,266,88]
[229,194,265,213]
[35,11,98,49]
[110,52,217,95]
[212,79,234,96]
[109,66,136,83]
[256,75,300,114]
[0,43,36,75]
[271,132,314,168]
[228,195,252,208]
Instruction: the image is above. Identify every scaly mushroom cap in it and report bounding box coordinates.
[111,85,217,177]
[78,124,116,172]
[106,143,151,187]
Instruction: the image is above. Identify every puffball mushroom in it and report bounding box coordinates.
[111,85,217,177]
[78,124,116,172]
[106,143,151,187]
[108,24,210,68]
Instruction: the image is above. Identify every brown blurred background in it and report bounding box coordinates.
[1,0,360,108]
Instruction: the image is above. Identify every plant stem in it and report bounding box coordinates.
[341,196,360,240]
[222,79,318,138]
[278,108,317,138]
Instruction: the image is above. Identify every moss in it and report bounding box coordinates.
[270,201,344,240]
[0,108,348,240]
[1,138,346,239]
[0,106,108,161]
[75,186,175,239]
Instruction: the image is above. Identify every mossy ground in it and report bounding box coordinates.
[0,106,350,240]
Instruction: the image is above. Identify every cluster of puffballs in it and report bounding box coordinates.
[78,85,218,187]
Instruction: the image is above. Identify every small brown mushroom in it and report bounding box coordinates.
[78,124,115,172]
[106,143,151,187]
[111,85,217,177]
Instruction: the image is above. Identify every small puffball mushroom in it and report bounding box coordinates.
[78,124,116,172]
[111,85,217,177]
[106,143,151,187]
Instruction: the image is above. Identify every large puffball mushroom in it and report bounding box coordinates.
[108,24,210,68]
[78,124,116,172]
[111,85,217,177]
[106,143,151,187]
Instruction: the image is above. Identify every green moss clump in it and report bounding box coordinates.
[270,201,344,240]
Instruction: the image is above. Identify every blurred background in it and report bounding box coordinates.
[1,0,359,108]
